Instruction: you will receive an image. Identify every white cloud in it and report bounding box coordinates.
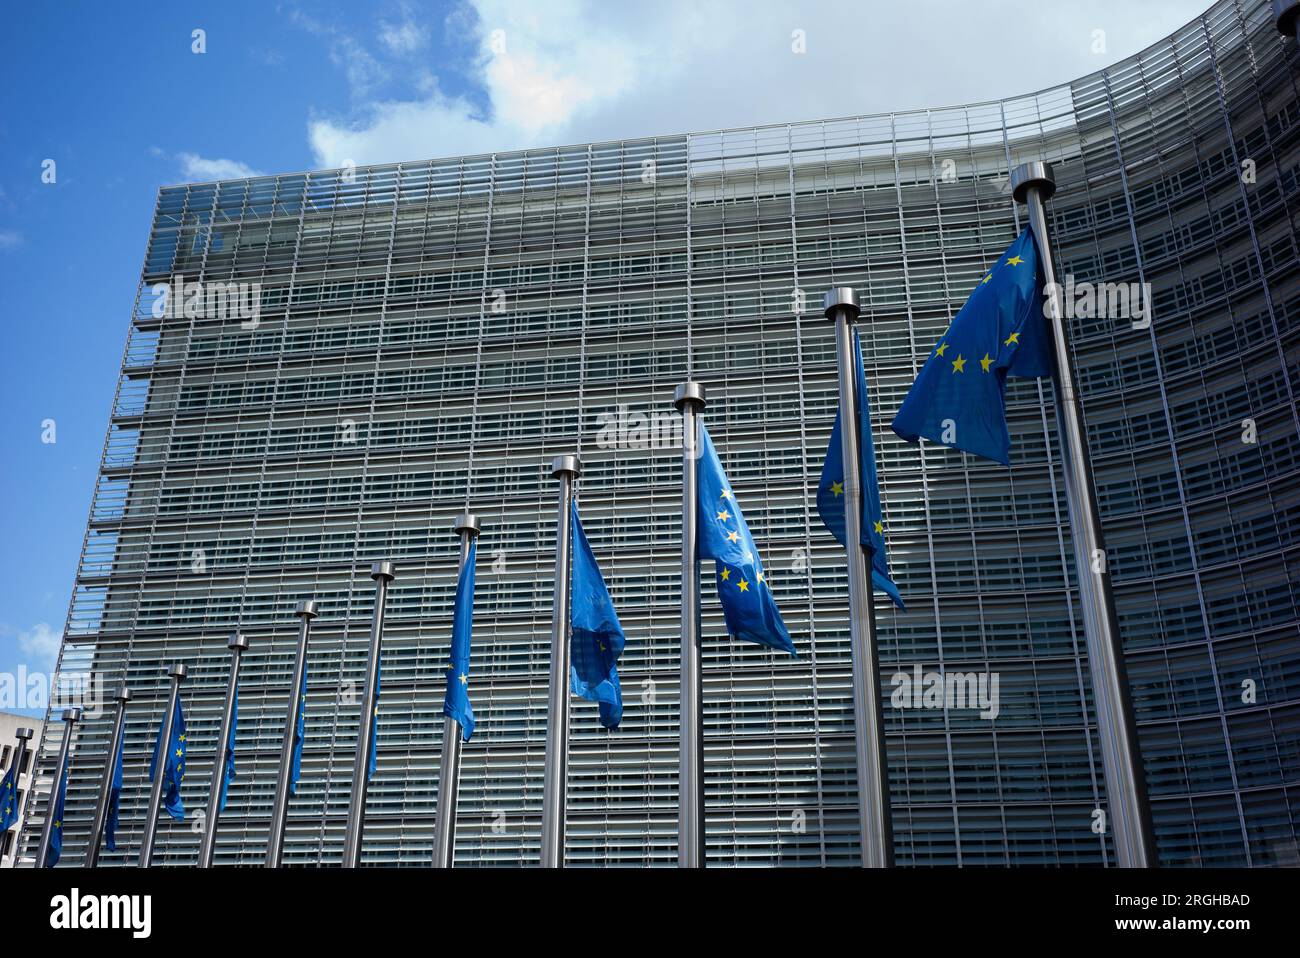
[379,16,430,55]
[17,623,60,670]
[304,0,1208,170]
[291,7,390,98]
[176,152,265,182]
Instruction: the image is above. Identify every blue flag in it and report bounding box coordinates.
[218,688,237,814]
[569,499,626,729]
[149,697,186,821]
[367,659,381,781]
[817,328,905,610]
[45,764,69,867]
[891,229,1052,465]
[696,423,796,656]
[105,729,125,851]
[290,662,307,796]
[443,538,477,740]
[0,760,18,832]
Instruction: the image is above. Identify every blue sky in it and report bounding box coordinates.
[0,0,1209,714]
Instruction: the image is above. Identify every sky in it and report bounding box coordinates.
[0,0,1212,715]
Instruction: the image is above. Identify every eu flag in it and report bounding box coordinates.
[290,662,307,795]
[891,229,1052,465]
[149,697,186,821]
[816,327,905,610]
[696,423,796,656]
[569,499,626,729]
[218,688,237,814]
[105,729,124,851]
[0,761,17,832]
[45,764,68,867]
[367,659,381,781]
[443,538,477,740]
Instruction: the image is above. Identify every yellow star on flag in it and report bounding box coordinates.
[737,579,749,593]
[1006,255,1024,266]
[1004,331,1020,346]
[935,342,948,357]
[721,567,731,581]
[717,509,731,521]
[980,353,993,372]
[951,354,966,373]
[873,520,883,535]
[726,531,739,543]
[830,480,843,496]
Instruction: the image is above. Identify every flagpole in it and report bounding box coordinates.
[140,663,186,867]
[1011,161,1155,867]
[35,707,80,868]
[86,687,130,867]
[541,454,580,868]
[433,513,480,868]
[825,288,894,868]
[266,599,317,868]
[342,561,396,868]
[674,382,706,868]
[198,633,248,868]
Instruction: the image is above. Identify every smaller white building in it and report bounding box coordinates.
[0,711,47,868]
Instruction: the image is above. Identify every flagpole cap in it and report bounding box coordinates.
[61,707,82,723]
[1276,0,1298,36]
[15,727,33,741]
[370,560,397,582]
[453,513,481,537]
[1010,161,1057,204]
[228,632,250,653]
[822,288,861,321]
[167,663,188,681]
[115,687,132,703]
[551,455,582,479]
[294,599,319,619]
[673,382,706,411]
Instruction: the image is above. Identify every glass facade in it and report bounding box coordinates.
[21,0,1300,866]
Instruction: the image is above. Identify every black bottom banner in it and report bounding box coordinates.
[6,865,1284,947]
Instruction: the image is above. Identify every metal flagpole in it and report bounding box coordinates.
[266,599,317,868]
[36,707,81,868]
[86,687,131,867]
[140,663,186,867]
[199,633,249,868]
[825,288,894,868]
[5,727,34,859]
[540,455,580,868]
[1011,161,1155,867]
[674,382,706,868]
[342,561,396,868]
[433,513,480,868]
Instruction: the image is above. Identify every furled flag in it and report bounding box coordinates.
[290,663,307,795]
[569,499,626,729]
[443,537,478,740]
[696,423,796,656]
[45,764,69,867]
[218,688,237,814]
[0,760,18,832]
[891,229,1053,465]
[817,327,905,610]
[149,697,187,821]
[105,728,125,851]
[367,660,381,781]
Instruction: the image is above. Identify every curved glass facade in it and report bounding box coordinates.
[22,0,1299,866]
